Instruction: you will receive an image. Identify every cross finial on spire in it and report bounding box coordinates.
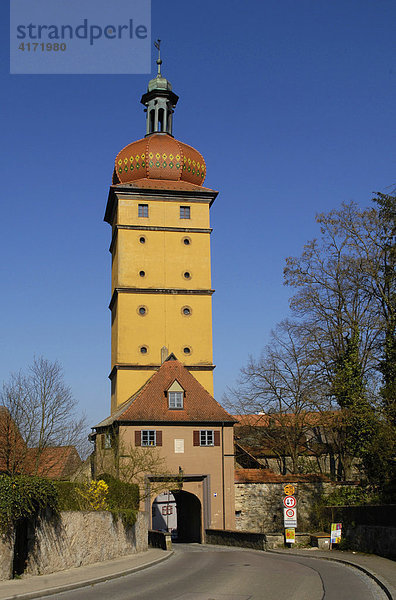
[154,39,162,75]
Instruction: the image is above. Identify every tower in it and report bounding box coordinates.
[105,51,217,412]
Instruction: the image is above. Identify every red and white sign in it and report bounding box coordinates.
[283,507,297,528]
[283,495,296,508]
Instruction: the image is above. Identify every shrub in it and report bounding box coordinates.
[96,473,139,528]
[0,475,58,532]
[78,480,109,511]
[53,481,85,511]
[323,485,380,506]
[96,473,139,510]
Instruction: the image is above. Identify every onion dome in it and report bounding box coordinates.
[112,40,206,187]
[113,134,206,186]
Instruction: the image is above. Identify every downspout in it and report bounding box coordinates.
[221,422,225,530]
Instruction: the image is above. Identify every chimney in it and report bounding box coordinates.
[161,346,168,364]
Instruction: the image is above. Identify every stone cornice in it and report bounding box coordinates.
[108,363,215,380]
[105,184,218,225]
[109,224,212,253]
[109,287,214,310]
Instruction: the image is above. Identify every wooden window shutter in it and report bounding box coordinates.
[135,430,141,446]
[193,431,200,446]
[156,431,162,446]
[214,431,220,446]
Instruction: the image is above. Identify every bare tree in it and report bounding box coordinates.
[227,320,328,474]
[284,200,395,482]
[94,427,171,501]
[0,357,89,476]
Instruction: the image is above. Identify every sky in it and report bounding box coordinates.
[1,0,395,433]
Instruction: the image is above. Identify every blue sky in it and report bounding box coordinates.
[1,0,395,431]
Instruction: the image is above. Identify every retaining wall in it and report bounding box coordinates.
[235,481,334,532]
[322,505,396,560]
[0,511,148,580]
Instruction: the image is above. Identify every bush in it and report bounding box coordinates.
[323,485,381,506]
[54,481,88,511]
[0,475,58,532]
[96,473,139,510]
[78,480,109,511]
[96,473,139,528]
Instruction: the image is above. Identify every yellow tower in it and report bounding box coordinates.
[105,53,217,412]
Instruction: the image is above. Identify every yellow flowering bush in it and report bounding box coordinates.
[78,479,109,511]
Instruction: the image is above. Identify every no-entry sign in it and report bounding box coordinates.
[283,495,296,508]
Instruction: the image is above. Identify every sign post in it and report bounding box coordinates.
[330,523,342,550]
[283,486,297,546]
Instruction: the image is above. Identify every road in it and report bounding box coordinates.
[44,544,386,600]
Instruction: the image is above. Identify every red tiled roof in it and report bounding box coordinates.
[0,406,82,479]
[233,411,341,428]
[235,468,330,484]
[25,446,82,480]
[111,178,216,193]
[98,356,235,425]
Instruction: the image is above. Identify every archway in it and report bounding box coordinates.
[151,490,202,542]
[172,490,202,543]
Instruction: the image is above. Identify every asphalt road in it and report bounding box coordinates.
[44,544,386,600]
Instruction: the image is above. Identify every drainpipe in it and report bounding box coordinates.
[221,422,225,530]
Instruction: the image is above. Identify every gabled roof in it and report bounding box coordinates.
[96,356,235,426]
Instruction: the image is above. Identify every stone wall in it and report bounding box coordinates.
[0,531,14,580]
[0,511,148,580]
[321,505,396,560]
[235,481,334,533]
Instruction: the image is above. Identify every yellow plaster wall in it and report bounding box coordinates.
[117,197,210,229]
[110,194,215,409]
[113,293,213,364]
[114,229,212,290]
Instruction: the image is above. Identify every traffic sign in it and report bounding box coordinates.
[283,507,297,528]
[283,495,296,508]
[284,484,295,496]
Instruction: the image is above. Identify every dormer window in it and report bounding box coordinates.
[168,391,183,409]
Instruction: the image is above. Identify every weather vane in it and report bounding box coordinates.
[154,39,162,75]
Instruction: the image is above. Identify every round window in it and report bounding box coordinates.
[182,306,192,316]
[183,346,191,355]
[139,270,145,277]
[139,236,146,244]
[183,272,191,280]
[183,237,191,246]
[138,306,147,316]
[140,346,148,354]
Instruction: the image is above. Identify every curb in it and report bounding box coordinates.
[267,549,394,600]
[0,551,174,600]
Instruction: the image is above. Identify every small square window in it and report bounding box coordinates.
[180,206,190,219]
[200,430,214,446]
[168,391,183,409]
[141,430,156,446]
[138,204,149,218]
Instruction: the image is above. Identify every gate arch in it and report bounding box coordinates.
[151,489,202,543]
